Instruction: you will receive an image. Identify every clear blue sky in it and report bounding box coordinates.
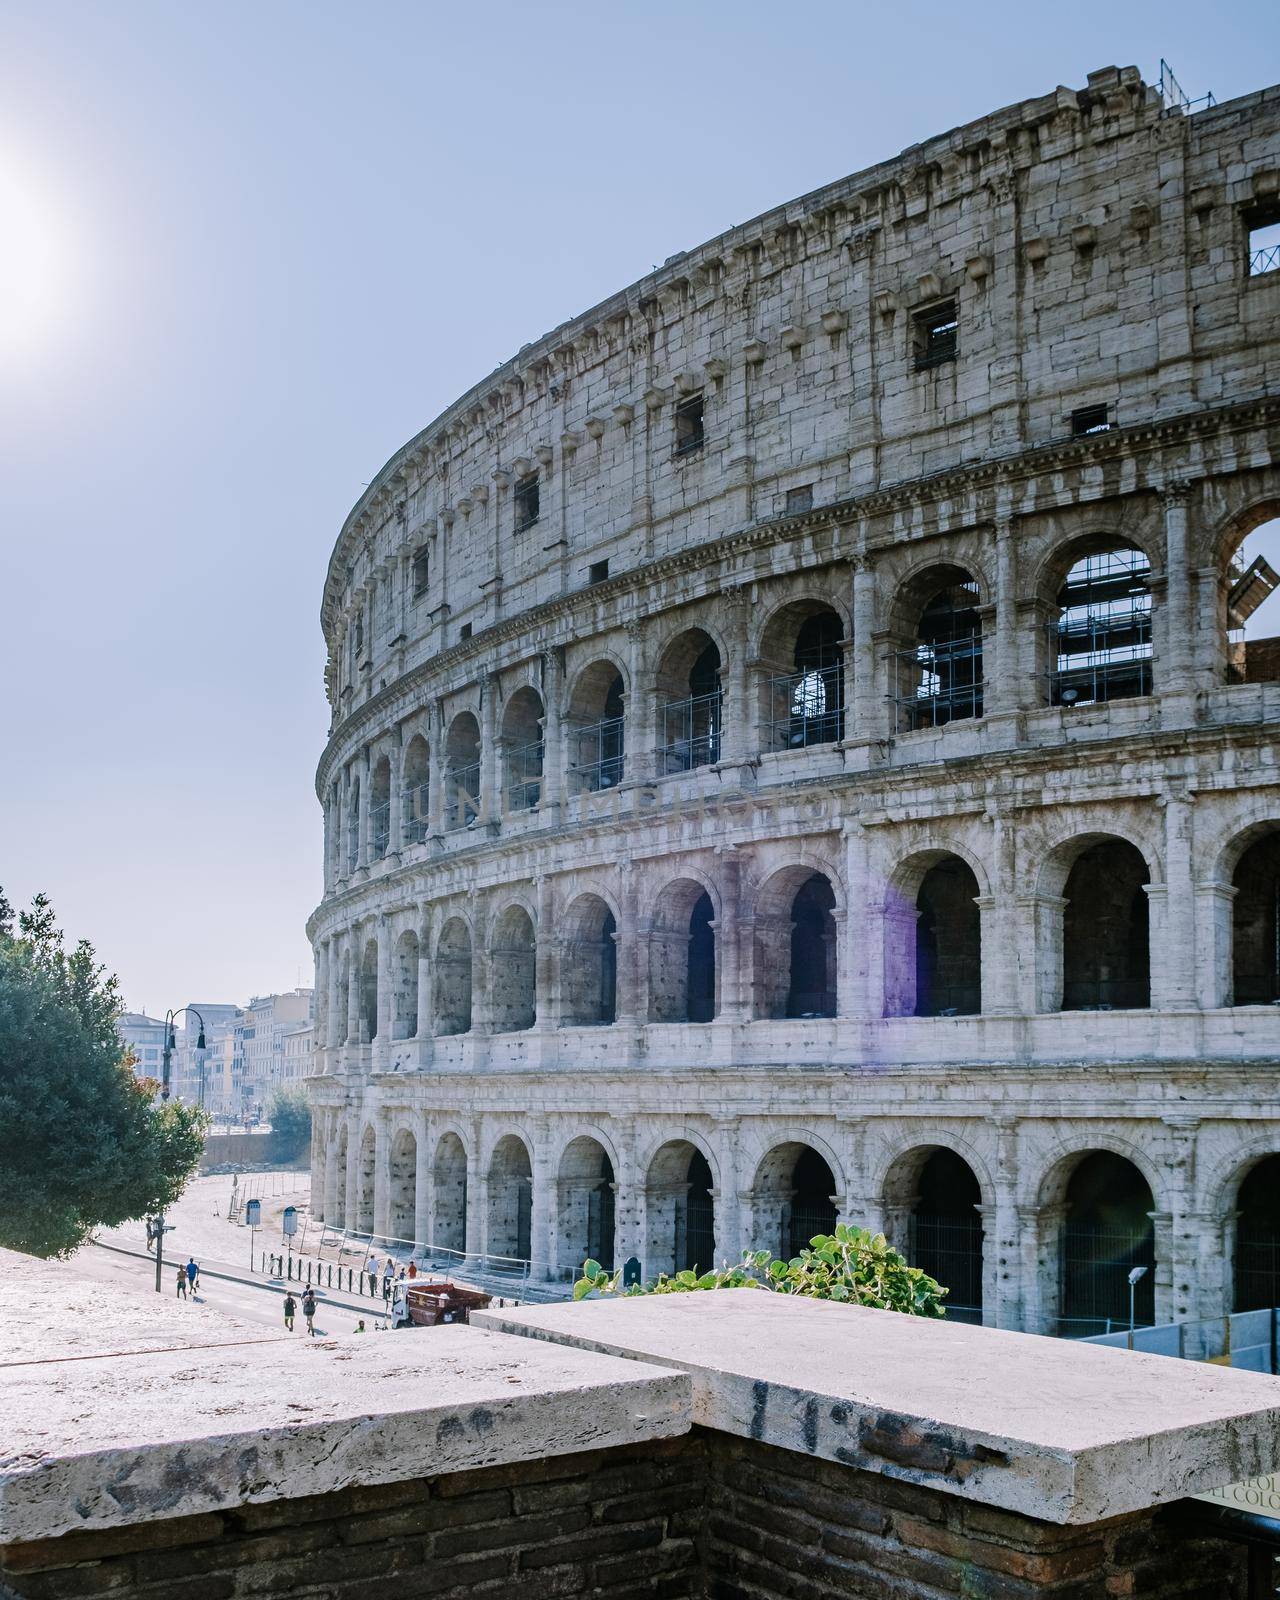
[1,2,1276,1016]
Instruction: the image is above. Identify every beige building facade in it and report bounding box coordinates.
[308,67,1280,1333]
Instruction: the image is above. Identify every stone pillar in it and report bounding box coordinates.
[989,516,1021,718]
[464,1140,484,1264]
[1162,482,1193,695]
[714,847,746,1021]
[990,1118,1023,1329]
[314,940,329,1071]
[479,673,501,826]
[1195,878,1236,1009]
[712,1121,742,1267]
[881,905,919,1019]
[613,1142,643,1275]
[343,1116,360,1234]
[416,903,433,1043]
[374,918,392,1064]
[372,1112,391,1245]
[1162,1116,1202,1325]
[534,879,559,1031]
[625,622,656,784]
[328,937,345,1050]
[427,704,445,835]
[413,1113,433,1255]
[1021,1202,1064,1336]
[346,930,362,1051]
[529,1120,555,1280]
[1027,894,1068,1014]
[841,822,873,1018]
[385,727,403,861]
[615,861,642,1025]
[719,588,754,769]
[1155,790,1197,1010]
[356,747,372,871]
[849,555,881,746]
[983,808,1020,1015]
[541,649,565,821]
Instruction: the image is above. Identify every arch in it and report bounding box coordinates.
[402,733,430,846]
[444,711,481,830]
[486,1134,533,1266]
[648,877,716,1024]
[645,1140,715,1278]
[560,892,618,1026]
[753,866,838,1019]
[1044,534,1154,707]
[1053,1150,1156,1334]
[557,1135,616,1274]
[1059,838,1151,1011]
[393,929,419,1038]
[356,1123,376,1234]
[657,626,722,773]
[568,658,626,792]
[1231,824,1280,1004]
[751,1142,839,1260]
[890,853,982,1018]
[432,1131,467,1258]
[360,938,379,1041]
[1234,1153,1280,1312]
[501,685,545,814]
[882,1145,984,1323]
[369,755,391,860]
[388,1126,416,1244]
[434,917,472,1036]
[490,904,536,1032]
[891,563,984,730]
[757,599,847,751]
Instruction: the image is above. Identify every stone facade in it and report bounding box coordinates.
[308,68,1280,1334]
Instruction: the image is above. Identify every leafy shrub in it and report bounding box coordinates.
[574,1223,946,1316]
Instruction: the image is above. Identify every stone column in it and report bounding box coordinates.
[356,747,372,871]
[1155,790,1197,1010]
[1162,482,1193,695]
[464,1133,484,1264]
[841,822,873,1018]
[714,847,746,1021]
[625,622,656,785]
[712,1121,742,1267]
[345,929,362,1052]
[428,703,445,836]
[1162,1115,1202,1325]
[612,1142,643,1275]
[314,940,329,1072]
[1027,894,1068,1014]
[849,555,880,746]
[534,878,559,1031]
[1195,878,1236,1009]
[983,808,1020,1015]
[528,1119,554,1281]
[989,516,1021,718]
[343,1115,360,1234]
[416,902,433,1044]
[372,1112,391,1244]
[614,861,643,1025]
[374,918,392,1065]
[479,675,501,826]
[719,587,754,769]
[386,727,404,861]
[541,649,565,821]
[881,904,919,1018]
[327,937,345,1050]
[413,1112,433,1255]
[989,1118,1023,1330]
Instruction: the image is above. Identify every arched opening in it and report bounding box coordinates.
[752,1143,838,1261]
[1223,511,1280,685]
[658,629,722,774]
[1235,1154,1280,1311]
[433,918,472,1036]
[444,711,481,831]
[369,756,391,860]
[1050,539,1152,707]
[360,939,379,1041]
[346,777,360,872]
[356,1125,376,1234]
[754,869,838,1020]
[388,1128,416,1244]
[486,1135,533,1266]
[557,1137,616,1274]
[894,567,983,730]
[402,733,430,846]
[569,661,625,792]
[1058,1152,1155,1333]
[432,1133,467,1259]
[915,857,981,1016]
[760,602,845,751]
[1232,828,1280,1003]
[648,880,716,1024]
[490,905,536,1032]
[501,686,544,814]
[1062,840,1150,1010]
[645,1141,715,1278]
[560,895,617,1026]
[394,930,419,1038]
[886,1147,983,1323]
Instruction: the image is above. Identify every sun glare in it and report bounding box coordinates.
[0,155,72,364]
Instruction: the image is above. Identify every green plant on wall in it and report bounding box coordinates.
[574,1223,946,1316]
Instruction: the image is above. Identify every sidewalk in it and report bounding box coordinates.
[92,1237,373,1318]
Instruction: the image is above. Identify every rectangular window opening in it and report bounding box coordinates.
[459,622,472,641]
[1071,404,1111,437]
[588,559,610,585]
[514,473,540,532]
[674,393,705,457]
[412,546,430,598]
[785,485,814,516]
[1245,202,1280,276]
[914,301,958,371]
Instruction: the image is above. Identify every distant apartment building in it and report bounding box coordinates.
[174,1002,241,1107]
[280,1021,315,1084]
[115,1012,168,1083]
[239,989,315,1111]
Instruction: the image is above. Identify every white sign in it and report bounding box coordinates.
[1193,1472,1280,1513]
[245,1198,261,1227]
[282,1206,298,1237]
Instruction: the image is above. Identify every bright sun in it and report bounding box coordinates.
[0,156,71,363]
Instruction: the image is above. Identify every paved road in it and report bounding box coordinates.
[74,1242,382,1339]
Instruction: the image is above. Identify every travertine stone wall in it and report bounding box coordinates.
[308,68,1280,1331]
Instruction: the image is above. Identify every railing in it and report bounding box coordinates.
[768,665,844,749]
[1252,243,1280,277]
[895,635,983,730]
[369,800,390,860]
[661,691,722,773]
[402,783,429,845]
[444,764,481,831]
[504,740,544,813]
[572,716,624,792]
[1050,607,1153,706]
[1157,58,1216,115]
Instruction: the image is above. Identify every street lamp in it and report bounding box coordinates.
[1127,1264,1148,1335]
[152,1006,206,1294]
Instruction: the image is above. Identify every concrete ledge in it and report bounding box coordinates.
[0,1324,689,1545]
[472,1291,1280,1525]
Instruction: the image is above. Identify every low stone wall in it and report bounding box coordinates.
[199,1131,304,1170]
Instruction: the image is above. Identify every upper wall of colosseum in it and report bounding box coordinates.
[318,68,1280,718]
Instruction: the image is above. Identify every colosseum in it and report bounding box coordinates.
[307,65,1280,1336]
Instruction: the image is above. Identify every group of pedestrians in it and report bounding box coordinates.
[366,1256,416,1302]
[282,1286,317,1335]
[174,1258,200,1299]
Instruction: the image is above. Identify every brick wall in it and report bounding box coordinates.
[0,1430,1254,1600]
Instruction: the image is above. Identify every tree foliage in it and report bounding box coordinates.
[268,1085,312,1158]
[0,891,206,1257]
[575,1223,947,1316]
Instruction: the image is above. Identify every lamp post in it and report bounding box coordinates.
[1127,1263,1149,1336]
[153,1006,207,1294]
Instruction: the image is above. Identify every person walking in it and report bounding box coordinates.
[301,1287,316,1336]
[185,1258,199,1295]
[382,1266,393,1304]
[283,1292,296,1332]
[407,1260,417,1281]
[175,1266,187,1299]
